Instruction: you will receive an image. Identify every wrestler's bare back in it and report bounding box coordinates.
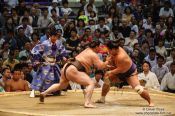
[76,48,106,73]
[112,47,133,73]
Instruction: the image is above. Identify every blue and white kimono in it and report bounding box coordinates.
[31,39,67,92]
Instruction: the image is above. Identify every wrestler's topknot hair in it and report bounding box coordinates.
[89,41,100,48]
[106,40,120,49]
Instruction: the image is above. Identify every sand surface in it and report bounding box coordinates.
[0,88,175,116]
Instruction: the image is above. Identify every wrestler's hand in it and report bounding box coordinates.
[105,71,113,78]
[106,65,115,69]
[105,56,111,62]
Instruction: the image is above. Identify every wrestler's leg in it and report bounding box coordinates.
[40,67,69,102]
[126,71,154,107]
[96,75,119,103]
[41,78,69,97]
[66,66,95,108]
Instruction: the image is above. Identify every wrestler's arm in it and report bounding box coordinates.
[107,56,124,75]
[93,54,109,69]
[109,66,123,75]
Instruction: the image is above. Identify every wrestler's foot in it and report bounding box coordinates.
[149,103,154,107]
[84,103,96,108]
[95,99,105,103]
[39,93,45,103]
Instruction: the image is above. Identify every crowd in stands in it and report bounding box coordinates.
[0,0,175,93]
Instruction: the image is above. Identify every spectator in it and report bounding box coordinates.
[144,47,157,68]
[144,29,154,47]
[125,30,138,50]
[92,29,101,42]
[96,18,110,33]
[117,0,129,14]
[51,8,59,24]
[31,32,40,49]
[77,10,89,24]
[161,62,175,93]
[84,0,97,16]
[18,42,32,60]
[0,67,11,89]
[138,61,160,90]
[11,8,20,27]
[152,0,161,23]
[14,47,20,60]
[133,4,144,21]
[37,8,55,29]
[7,0,18,9]
[131,48,142,73]
[5,67,30,92]
[88,11,98,22]
[91,70,104,88]
[33,3,42,17]
[63,21,76,39]
[165,49,175,70]
[76,19,85,37]
[0,8,9,30]
[17,17,33,38]
[40,28,50,43]
[19,10,33,25]
[3,50,19,70]
[30,7,39,27]
[110,26,123,40]
[142,16,154,31]
[166,48,175,62]
[80,27,92,47]
[87,19,96,33]
[61,0,74,16]
[15,0,28,16]
[122,6,134,23]
[0,42,10,60]
[66,29,81,56]
[20,63,33,84]
[118,38,132,55]
[130,16,139,35]
[159,1,174,19]
[137,27,145,46]
[57,29,66,44]
[48,0,62,17]
[99,0,111,15]
[15,27,31,50]
[155,40,167,57]
[5,17,16,34]
[109,10,120,29]
[3,29,16,50]
[153,24,163,46]
[151,55,169,84]
[119,18,131,38]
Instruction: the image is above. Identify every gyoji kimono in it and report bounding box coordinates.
[31,39,67,92]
